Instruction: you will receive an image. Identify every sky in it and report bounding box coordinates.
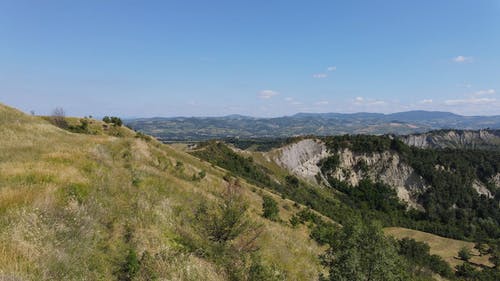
[1,0,499,117]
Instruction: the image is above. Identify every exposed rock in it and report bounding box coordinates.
[275,139,329,180]
[472,180,493,198]
[400,129,500,150]
[273,138,428,209]
[330,149,427,209]
[490,173,500,189]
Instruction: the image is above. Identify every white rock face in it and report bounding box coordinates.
[273,138,429,209]
[330,148,427,209]
[401,130,500,149]
[276,139,329,179]
[490,173,500,190]
[472,180,493,198]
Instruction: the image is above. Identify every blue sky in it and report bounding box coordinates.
[1,0,499,117]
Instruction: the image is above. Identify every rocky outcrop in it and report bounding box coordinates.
[490,173,500,190]
[273,139,428,209]
[400,130,500,149]
[329,149,428,209]
[472,180,493,198]
[275,139,329,179]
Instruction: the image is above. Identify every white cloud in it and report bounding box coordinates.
[284,97,293,102]
[419,99,433,104]
[452,56,473,63]
[327,66,337,72]
[444,97,496,105]
[353,96,387,106]
[315,100,329,105]
[473,89,496,96]
[313,73,328,79]
[258,90,279,99]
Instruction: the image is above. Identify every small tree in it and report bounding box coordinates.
[262,195,279,221]
[458,246,472,262]
[102,116,111,123]
[111,116,123,126]
[51,107,68,129]
[196,182,251,244]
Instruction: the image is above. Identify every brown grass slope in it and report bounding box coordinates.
[0,103,323,280]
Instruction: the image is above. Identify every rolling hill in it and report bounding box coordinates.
[126,111,500,141]
[2,103,500,280]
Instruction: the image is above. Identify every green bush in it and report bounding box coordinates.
[262,195,279,221]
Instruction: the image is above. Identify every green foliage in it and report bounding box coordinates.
[262,195,279,221]
[195,183,251,245]
[192,142,274,188]
[103,116,123,126]
[118,249,140,281]
[62,183,89,203]
[397,238,453,278]
[318,155,340,174]
[458,247,472,261]
[319,135,500,241]
[321,218,410,281]
[455,263,476,279]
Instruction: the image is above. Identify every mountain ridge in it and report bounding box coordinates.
[127,110,500,141]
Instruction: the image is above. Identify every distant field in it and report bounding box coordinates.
[385,227,494,269]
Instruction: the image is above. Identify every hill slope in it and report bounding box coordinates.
[0,104,323,280]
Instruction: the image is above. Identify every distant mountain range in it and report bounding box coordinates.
[126,110,500,141]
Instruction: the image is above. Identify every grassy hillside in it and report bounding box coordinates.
[0,104,323,280]
[385,227,493,269]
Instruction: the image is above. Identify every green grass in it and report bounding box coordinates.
[0,103,323,280]
[385,227,494,269]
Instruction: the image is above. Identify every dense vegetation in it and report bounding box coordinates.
[191,139,500,280]
[319,135,500,242]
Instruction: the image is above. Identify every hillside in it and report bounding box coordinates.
[0,104,324,280]
[189,140,500,280]
[127,111,500,141]
[2,103,500,281]
[260,136,500,240]
[399,129,500,150]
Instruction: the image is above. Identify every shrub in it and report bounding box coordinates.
[51,107,68,129]
[458,246,472,261]
[118,249,140,281]
[262,195,279,221]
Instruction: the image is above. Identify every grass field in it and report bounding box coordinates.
[385,227,494,269]
[0,103,324,280]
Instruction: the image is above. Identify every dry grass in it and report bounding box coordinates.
[0,103,323,280]
[385,227,494,269]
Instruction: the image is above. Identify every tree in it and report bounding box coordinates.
[262,195,279,221]
[102,116,111,123]
[51,107,68,129]
[458,247,472,262]
[196,182,251,244]
[455,262,477,279]
[321,218,410,281]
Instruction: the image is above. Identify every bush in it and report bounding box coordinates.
[118,249,140,281]
[262,195,279,221]
[51,107,68,129]
[196,182,251,244]
[458,246,472,261]
[103,116,122,126]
